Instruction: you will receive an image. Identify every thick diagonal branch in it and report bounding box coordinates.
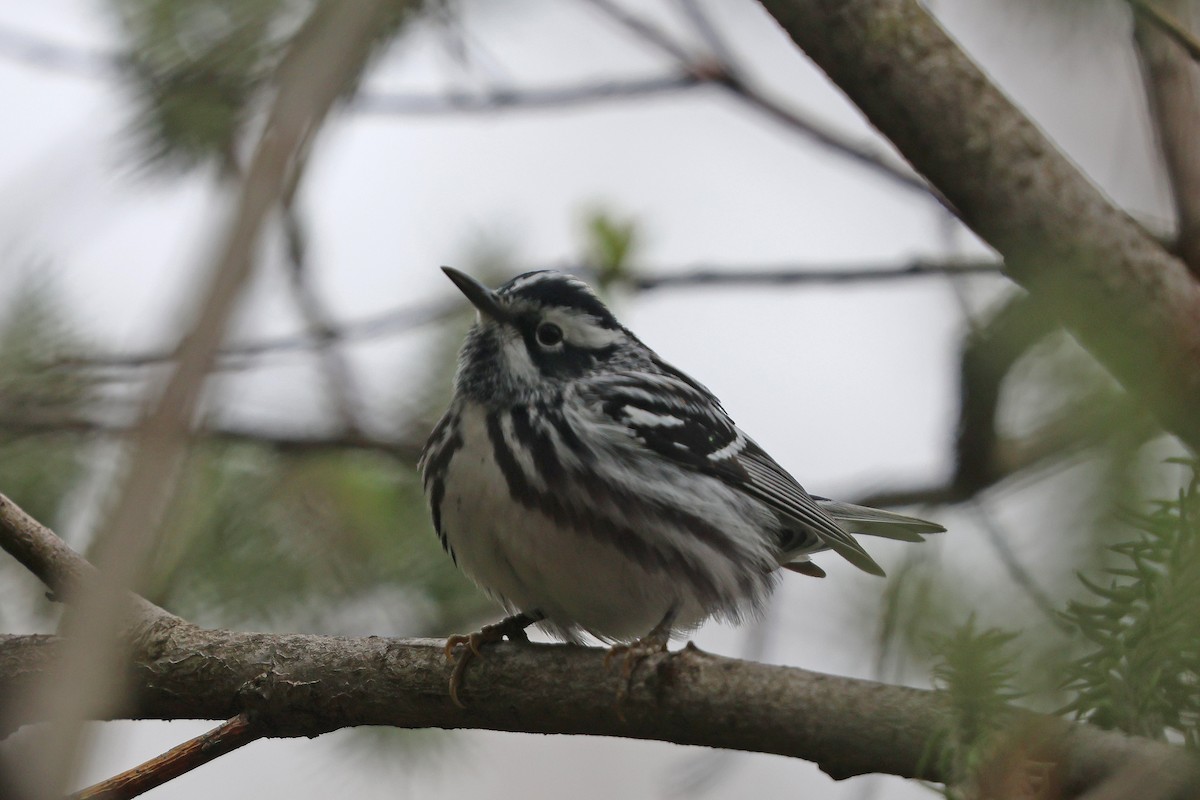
[758,0,1200,453]
[1134,0,1200,277]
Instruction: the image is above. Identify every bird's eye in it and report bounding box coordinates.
[536,322,564,347]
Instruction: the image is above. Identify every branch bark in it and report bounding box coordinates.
[1,630,1196,796]
[2,494,1199,798]
[1134,0,1200,277]
[71,714,260,800]
[757,0,1200,454]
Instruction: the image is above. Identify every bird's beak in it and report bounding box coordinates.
[442,267,510,322]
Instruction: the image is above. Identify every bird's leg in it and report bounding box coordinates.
[605,605,678,708]
[445,611,541,708]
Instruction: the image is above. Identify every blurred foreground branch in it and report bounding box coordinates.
[12,3,405,797]
[2,494,1199,799]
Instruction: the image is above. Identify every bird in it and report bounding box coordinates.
[420,267,943,706]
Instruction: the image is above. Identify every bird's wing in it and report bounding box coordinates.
[580,366,886,576]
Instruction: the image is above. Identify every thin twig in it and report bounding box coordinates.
[0,412,424,463]
[968,502,1069,631]
[61,258,1003,371]
[0,11,938,198]
[62,297,463,370]
[280,186,368,435]
[579,0,939,201]
[427,0,513,87]
[353,73,706,114]
[0,21,707,115]
[70,714,260,800]
[631,257,1002,290]
[672,0,742,72]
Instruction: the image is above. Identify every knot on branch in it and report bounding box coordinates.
[236,668,328,738]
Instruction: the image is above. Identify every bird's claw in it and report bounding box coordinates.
[605,631,672,713]
[444,614,535,708]
[444,631,487,662]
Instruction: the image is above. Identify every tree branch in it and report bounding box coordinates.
[0,412,424,463]
[1130,0,1200,63]
[2,490,1199,797]
[579,0,937,200]
[59,258,1002,372]
[0,495,170,627]
[953,293,1059,495]
[70,714,260,800]
[280,168,369,437]
[1133,0,1200,278]
[1,629,1197,797]
[631,257,1002,290]
[354,74,706,113]
[758,0,1200,454]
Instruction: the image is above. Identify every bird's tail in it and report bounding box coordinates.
[816,498,945,542]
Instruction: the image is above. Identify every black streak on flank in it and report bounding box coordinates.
[484,407,748,609]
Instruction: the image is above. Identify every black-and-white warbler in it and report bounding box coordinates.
[421,267,943,703]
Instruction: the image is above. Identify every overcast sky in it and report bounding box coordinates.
[0,0,1169,797]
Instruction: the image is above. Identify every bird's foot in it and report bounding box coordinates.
[605,611,676,712]
[445,612,537,708]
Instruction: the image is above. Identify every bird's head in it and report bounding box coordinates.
[443,267,642,401]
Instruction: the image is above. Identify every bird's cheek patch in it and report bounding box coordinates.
[500,332,541,385]
[545,310,624,350]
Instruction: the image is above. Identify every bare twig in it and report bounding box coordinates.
[968,502,1069,630]
[63,297,463,371]
[280,187,368,435]
[1133,1,1200,277]
[953,294,1058,495]
[580,0,939,201]
[354,73,705,114]
[673,0,743,72]
[61,258,1002,372]
[426,0,513,87]
[70,714,260,800]
[853,398,1148,511]
[0,20,712,115]
[0,411,424,463]
[632,257,1002,290]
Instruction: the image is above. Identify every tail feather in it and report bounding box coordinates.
[816,498,946,541]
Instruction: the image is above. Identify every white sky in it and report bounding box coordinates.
[0,0,1170,797]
